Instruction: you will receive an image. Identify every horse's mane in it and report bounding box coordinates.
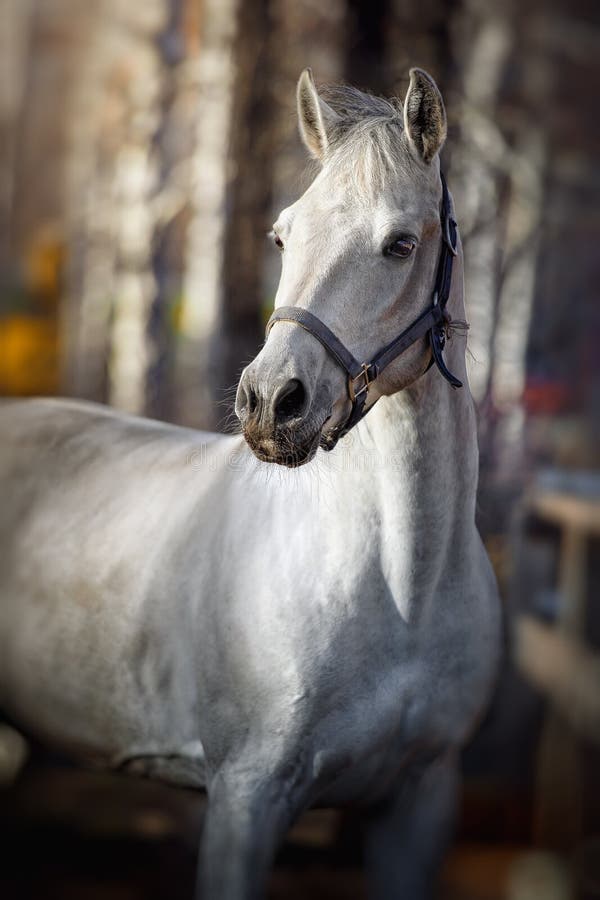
[320,84,402,124]
[317,84,412,193]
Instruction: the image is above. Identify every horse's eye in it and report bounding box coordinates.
[270,231,284,251]
[385,237,416,259]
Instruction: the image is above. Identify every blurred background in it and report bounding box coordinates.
[0,0,599,897]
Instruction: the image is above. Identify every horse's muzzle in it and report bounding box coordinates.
[243,423,321,467]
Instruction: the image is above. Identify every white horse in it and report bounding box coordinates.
[0,68,500,899]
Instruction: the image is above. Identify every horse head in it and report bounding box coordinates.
[236,68,451,466]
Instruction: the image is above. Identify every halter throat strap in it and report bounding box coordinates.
[265,173,462,451]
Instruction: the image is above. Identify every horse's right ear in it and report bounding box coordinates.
[403,68,447,164]
[297,68,340,162]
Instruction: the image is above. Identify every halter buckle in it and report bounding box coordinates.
[443,215,458,256]
[349,363,376,401]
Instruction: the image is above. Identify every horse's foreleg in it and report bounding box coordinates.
[197,765,301,900]
[364,753,459,900]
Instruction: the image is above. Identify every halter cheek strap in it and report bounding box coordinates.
[265,173,462,451]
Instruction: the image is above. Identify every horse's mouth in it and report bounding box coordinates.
[243,425,323,468]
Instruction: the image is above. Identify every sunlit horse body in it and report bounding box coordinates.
[0,69,500,899]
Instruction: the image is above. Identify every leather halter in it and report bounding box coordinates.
[266,173,461,452]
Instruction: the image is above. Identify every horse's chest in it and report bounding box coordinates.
[297,654,449,805]
[284,602,492,803]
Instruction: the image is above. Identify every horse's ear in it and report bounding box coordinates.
[297,68,340,161]
[403,68,447,165]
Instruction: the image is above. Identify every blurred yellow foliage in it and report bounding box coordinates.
[0,316,59,395]
[25,228,63,310]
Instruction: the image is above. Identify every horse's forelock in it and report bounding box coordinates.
[317,85,412,195]
[319,84,402,123]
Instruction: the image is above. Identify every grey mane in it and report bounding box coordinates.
[320,84,403,124]
[317,84,412,192]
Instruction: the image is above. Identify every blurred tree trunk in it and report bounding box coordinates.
[383,0,455,91]
[63,0,194,417]
[62,0,120,401]
[522,0,600,465]
[448,0,599,533]
[448,2,514,404]
[8,1,73,268]
[212,0,277,418]
[105,3,170,415]
[0,0,34,281]
[145,0,200,421]
[3,0,91,395]
[178,0,241,429]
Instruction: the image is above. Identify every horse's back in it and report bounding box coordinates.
[0,396,229,520]
[0,395,211,474]
[0,395,232,613]
[0,398,207,571]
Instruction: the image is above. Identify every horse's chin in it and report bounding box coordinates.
[243,428,321,468]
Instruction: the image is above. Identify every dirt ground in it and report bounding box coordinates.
[0,756,537,900]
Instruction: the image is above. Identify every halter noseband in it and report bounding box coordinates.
[266,173,461,452]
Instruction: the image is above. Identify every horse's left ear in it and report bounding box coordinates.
[297,68,340,162]
[403,68,447,165]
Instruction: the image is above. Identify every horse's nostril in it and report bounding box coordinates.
[248,387,258,415]
[274,379,306,421]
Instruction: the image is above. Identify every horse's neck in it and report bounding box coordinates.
[334,256,479,618]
